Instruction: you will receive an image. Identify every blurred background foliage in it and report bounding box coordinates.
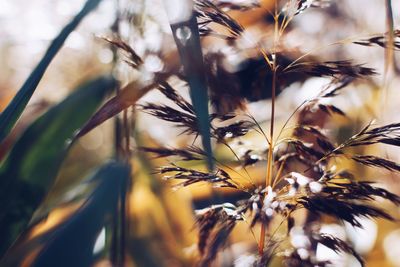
[0,0,400,266]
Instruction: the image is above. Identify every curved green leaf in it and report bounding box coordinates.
[32,162,130,267]
[1,161,130,267]
[0,0,105,143]
[0,76,116,257]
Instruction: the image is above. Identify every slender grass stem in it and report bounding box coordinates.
[272,158,286,189]
[259,2,279,255]
[267,70,277,189]
[258,69,277,255]
[110,1,129,264]
[110,2,123,263]
[123,109,130,158]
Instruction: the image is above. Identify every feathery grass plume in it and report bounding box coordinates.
[141,82,256,141]
[128,0,400,266]
[139,74,400,266]
[289,121,400,172]
[140,102,199,135]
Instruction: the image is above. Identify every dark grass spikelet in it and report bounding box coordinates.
[138,147,202,161]
[353,29,400,50]
[142,82,254,140]
[102,37,143,68]
[352,155,400,172]
[284,60,376,78]
[320,77,355,98]
[200,219,236,267]
[140,103,199,135]
[316,137,336,153]
[344,122,400,147]
[316,234,364,266]
[297,196,394,227]
[294,125,337,153]
[322,180,400,205]
[317,104,346,116]
[287,139,325,159]
[214,120,255,141]
[241,149,266,167]
[157,164,238,189]
[158,82,194,114]
[195,0,244,39]
[196,207,224,255]
[195,206,240,267]
[295,122,400,172]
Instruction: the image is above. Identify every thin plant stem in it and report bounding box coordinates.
[110,1,129,264]
[123,109,130,158]
[259,2,279,255]
[115,108,130,266]
[258,70,277,255]
[110,0,123,264]
[117,173,128,266]
[272,158,286,189]
[267,69,277,189]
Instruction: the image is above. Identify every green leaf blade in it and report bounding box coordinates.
[32,161,130,267]
[0,75,116,257]
[0,0,105,143]
[1,161,131,267]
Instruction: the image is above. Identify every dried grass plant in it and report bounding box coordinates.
[1,0,400,266]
